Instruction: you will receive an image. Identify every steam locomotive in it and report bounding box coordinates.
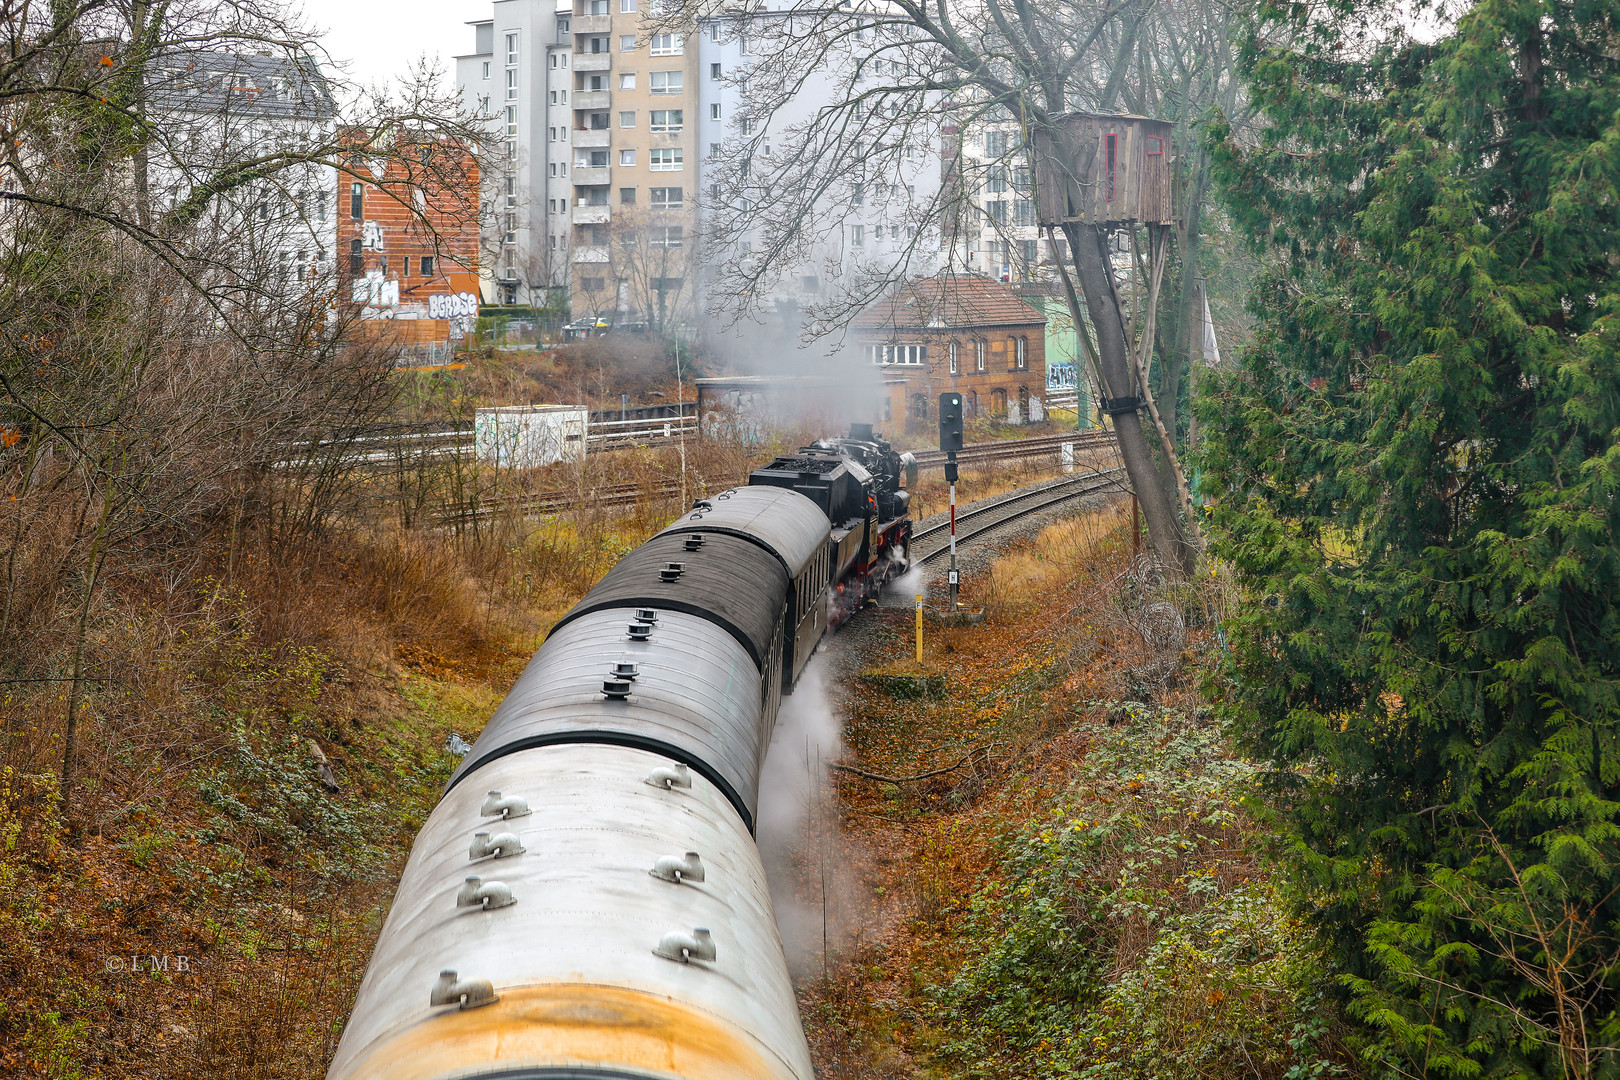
[748,423,917,627]
[327,427,915,1080]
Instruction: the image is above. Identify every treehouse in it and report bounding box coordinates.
[1033,112,1175,227]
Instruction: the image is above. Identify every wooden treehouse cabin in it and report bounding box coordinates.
[1033,112,1175,227]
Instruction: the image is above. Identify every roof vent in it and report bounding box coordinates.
[654,927,716,964]
[612,662,639,680]
[636,608,659,623]
[684,534,705,551]
[603,679,632,700]
[628,622,653,640]
[659,562,685,582]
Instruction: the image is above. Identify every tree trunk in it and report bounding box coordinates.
[62,476,115,821]
[1065,221,1194,577]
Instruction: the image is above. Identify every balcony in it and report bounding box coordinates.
[572,90,610,110]
[573,204,611,224]
[573,128,611,148]
[572,166,611,186]
[574,52,611,72]
[573,14,611,33]
[573,246,609,263]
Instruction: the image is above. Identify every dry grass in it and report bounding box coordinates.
[777,497,1268,1078]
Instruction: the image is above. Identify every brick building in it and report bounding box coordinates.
[853,274,1049,430]
[337,133,481,351]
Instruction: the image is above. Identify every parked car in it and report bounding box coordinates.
[561,317,611,341]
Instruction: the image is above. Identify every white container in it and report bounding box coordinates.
[474,405,587,468]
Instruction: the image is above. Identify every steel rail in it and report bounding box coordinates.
[913,468,1128,563]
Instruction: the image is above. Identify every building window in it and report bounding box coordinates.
[582,276,605,291]
[400,256,411,277]
[558,18,570,33]
[620,34,636,50]
[619,72,635,89]
[975,340,986,371]
[1015,337,1028,370]
[421,255,434,277]
[709,103,721,120]
[620,187,636,204]
[985,130,1007,156]
[650,186,681,208]
[649,147,683,171]
[1105,132,1117,200]
[851,223,864,246]
[506,68,518,99]
[348,238,362,277]
[651,225,683,247]
[482,61,490,79]
[620,111,635,127]
[315,191,326,222]
[621,0,636,10]
[587,149,609,166]
[505,33,518,65]
[620,149,636,165]
[350,182,362,219]
[1146,134,1164,155]
[649,33,682,55]
[479,94,489,112]
[948,341,959,374]
[505,106,517,136]
[649,70,682,94]
[987,166,1007,193]
[1015,198,1035,226]
[985,200,1007,223]
[650,109,682,132]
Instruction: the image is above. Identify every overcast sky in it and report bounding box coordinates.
[303,0,490,90]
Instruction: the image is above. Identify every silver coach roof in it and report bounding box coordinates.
[657,486,828,580]
[446,608,770,824]
[328,743,813,1080]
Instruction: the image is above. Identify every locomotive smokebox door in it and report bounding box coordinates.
[938,394,964,453]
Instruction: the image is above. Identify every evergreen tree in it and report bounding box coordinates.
[1202,1,1620,1074]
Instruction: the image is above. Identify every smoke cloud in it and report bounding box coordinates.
[756,653,854,979]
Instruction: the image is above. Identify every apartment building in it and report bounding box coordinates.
[148,50,338,295]
[693,6,943,311]
[456,4,574,306]
[337,134,480,346]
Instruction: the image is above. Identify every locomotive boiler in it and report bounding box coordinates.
[328,428,915,1080]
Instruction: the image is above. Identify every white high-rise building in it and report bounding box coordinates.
[455,3,575,306]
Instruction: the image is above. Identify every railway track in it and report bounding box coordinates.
[911,467,1129,564]
[435,431,1118,523]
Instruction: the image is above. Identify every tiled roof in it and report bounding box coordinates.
[854,273,1046,333]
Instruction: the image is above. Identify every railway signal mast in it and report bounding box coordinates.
[939,393,965,610]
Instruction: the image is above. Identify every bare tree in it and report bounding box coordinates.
[0,0,487,812]
[673,0,1250,576]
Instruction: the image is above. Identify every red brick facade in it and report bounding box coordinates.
[854,275,1049,430]
[336,134,480,338]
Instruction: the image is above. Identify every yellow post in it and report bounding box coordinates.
[915,593,924,664]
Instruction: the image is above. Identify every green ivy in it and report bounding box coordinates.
[931,708,1341,1080]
